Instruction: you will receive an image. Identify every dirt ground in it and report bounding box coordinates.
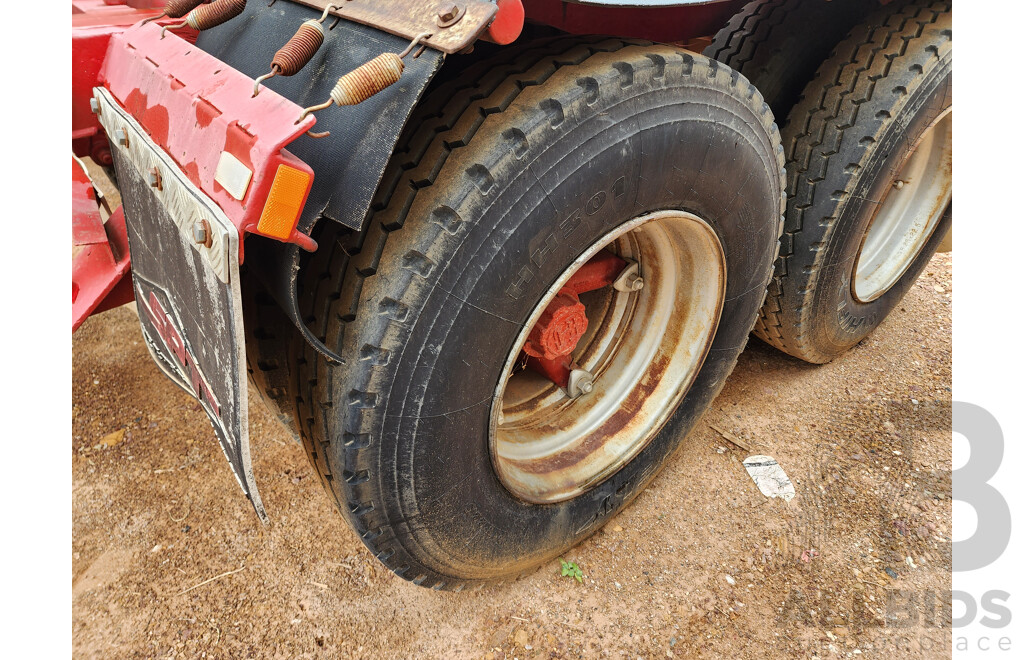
[72,252,952,659]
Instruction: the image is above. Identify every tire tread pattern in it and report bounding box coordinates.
[752,0,952,362]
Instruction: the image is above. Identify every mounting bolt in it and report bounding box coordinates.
[114,128,129,148]
[438,4,459,22]
[567,368,595,399]
[148,167,162,191]
[894,179,906,190]
[192,219,213,248]
[89,98,100,114]
[613,260,644,292]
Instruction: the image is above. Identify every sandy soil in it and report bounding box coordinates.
[72,253,952,659]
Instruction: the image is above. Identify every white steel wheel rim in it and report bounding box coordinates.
[489,210,726,504]
[853,110,952,302]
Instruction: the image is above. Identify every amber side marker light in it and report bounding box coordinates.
[256,164,311,240]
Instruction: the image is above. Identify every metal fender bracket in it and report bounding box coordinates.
[95,87,268,522]
[288,0,500,54]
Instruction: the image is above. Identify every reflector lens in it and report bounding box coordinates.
[256,164,311,240]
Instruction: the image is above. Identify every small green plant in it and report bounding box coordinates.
[559,558,584,583]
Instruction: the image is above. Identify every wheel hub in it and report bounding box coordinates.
[490,211,727,503]
[853,110,952,302]
[522,249,629,388]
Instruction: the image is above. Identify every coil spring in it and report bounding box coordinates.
[141,0,205,25]
[164,0,206,18]
[272,21,324,76]
[185,0,246,31]
[329,53,404,106]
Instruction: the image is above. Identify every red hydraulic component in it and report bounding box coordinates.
[73,157,133,331]
[525,250,628,388]
[523,291,589,361]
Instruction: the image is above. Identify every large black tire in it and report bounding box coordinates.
[754,0,952,363]
[241,260,302,442]
[705,0,874,124]
[285,38,784,589]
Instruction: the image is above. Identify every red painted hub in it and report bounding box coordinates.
[524,250,628,388]
[523,291,588,361]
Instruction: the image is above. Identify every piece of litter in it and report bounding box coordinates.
[725,574,736,586]
[743,455,796,501]
[151,544,163,553]
[710,424,752,451]
[905,556,917,569]
[800,548,819,563]
[98,428,125,448]
[716,446,727,454]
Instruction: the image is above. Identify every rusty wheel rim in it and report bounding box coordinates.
[489,210,727,504]
[853,110,952,303]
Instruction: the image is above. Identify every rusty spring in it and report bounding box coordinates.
[329,53,404,106]
[252,20,324,96]
[297,33,431,136]
[274,21,324,75]
[253,4,342,97]
[141,0,206,25]
[162,0,246,38]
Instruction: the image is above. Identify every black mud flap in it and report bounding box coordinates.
[94,88,267,521]
[196,4,444,362]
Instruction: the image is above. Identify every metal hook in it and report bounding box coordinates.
[317,3,343,23]
[297,99,335,123]
[252,67,280,97]
[161,20,188,38]
[141,12,166,26]
[398,32,433,59]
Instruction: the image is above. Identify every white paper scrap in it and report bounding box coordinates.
[743,455,796,501]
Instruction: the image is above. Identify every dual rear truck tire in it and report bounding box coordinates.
[240,0,951,588]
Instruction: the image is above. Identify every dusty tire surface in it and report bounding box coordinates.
[754,0,952,363]
[290,38,785,589]
[705,0,872,123]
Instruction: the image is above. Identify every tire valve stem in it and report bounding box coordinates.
[161,0,247,39]
[253,4,342,97]
[296,32,432,135]
[141,0,207,27]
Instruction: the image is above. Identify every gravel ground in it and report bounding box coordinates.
[72,252,952,659]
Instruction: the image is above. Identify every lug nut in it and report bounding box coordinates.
[192,219,212,247]
[90,98,100,114]
[567,368,595,399]
[148,167,162,190]
[114,128,129,147]
[613,260,645,293]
